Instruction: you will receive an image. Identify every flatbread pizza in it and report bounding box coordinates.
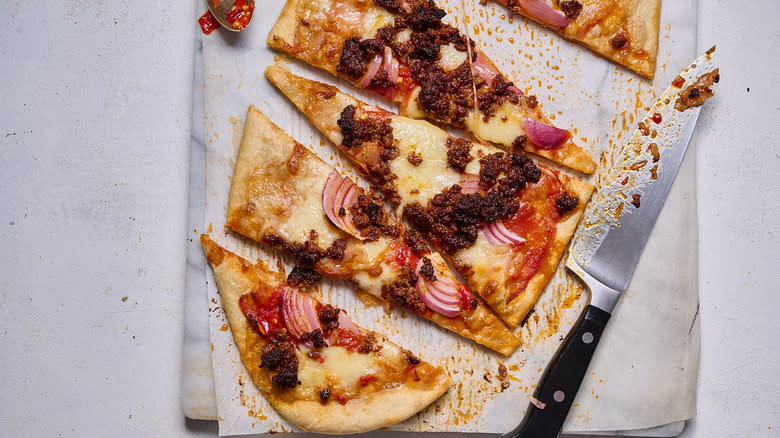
[266,64,594,328]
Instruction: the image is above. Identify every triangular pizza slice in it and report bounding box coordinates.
[225,105,521,355]
[489,0,661,79]
[266,64,594,328]
[202,235,450,433]
[267,0,596,173]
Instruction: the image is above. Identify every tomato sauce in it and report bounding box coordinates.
[502,170,562,302]
[238,286,285,336]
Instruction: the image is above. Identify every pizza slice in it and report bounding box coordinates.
[489,0,661,79]
[267,0,596,174]
[225,105,521,355]
[201,235,450,433]
[266,64,594,328]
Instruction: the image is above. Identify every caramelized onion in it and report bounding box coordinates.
[281,287,322,343]
[524,118,570,150]
[482,219,527,246]
[322,169,366,239]
[358,54,383,88]
[415,258,464,317]
[516,0,569,29]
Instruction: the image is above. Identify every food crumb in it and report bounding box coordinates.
[631,194,641,208]
[121,296,128,302]
[220,324,229,332]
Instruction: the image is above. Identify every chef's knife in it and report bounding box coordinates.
[502,47,719,438]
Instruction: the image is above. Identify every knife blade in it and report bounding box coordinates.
[502,47,719,438]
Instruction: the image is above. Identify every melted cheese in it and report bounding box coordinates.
[297,346,378,390]
[438,44,468,72]
[464,102,526,146]
[273,158,342,248]
[389,117,460,210]
[456,233,512,288]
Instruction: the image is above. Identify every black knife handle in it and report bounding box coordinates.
[501,305,611,438]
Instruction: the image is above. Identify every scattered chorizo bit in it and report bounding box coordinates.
[260,341,300,388]
[419,257,437,282]
[631,194,641,208]
[497,363,508,380]
[287,265,322,287]
[648,143,660,162]
[629,160,647,170]
[407,151,423,166]
[651,113,662,124]
[317,304,341,331]
[558,1,582,19]
[446,137,472,172]
[319,388,331,403]
[527,395,546,410]
[637,121,650,136]
[610,32,629,50]
[380,270,427,314]
[675,69,720,112]
[650,165,658,180]
[555,192,579,215]
[671,76,685,88]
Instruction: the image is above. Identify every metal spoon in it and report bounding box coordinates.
[206,0,254,32]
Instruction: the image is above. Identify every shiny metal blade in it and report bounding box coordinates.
[569,48,717,295]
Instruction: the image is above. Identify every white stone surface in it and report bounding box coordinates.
[0,1,777,437]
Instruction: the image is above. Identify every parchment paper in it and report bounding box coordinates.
[197,0,701,434]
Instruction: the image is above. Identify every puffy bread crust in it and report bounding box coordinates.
[201,235,451,434]
[225,104,521,355]
[264,66,595,329]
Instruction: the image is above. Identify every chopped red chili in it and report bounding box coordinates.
[198,11,220,35]
[651,113,662,124]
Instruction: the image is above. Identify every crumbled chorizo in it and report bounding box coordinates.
[555,192,579,215]
[407,151,423,166]
[287,265,322,287]
[301,328,326,348]
[337,38,384,81]
[403,228,429,256]
[631,194,641,208]
[558,1,582,19]
[318,304,341,331]
[380,270,427,314]
[419,257,437,282]
[261,341,300,388]
[675,69,720,111]
[446,137,472,172]
[610,32,629,50]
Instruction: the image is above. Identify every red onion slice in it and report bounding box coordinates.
[414,259,464,317]
[383,46,399,84]
[358,54,383,88]
[508,85,524,96]
[322,169,367,239]
[523,118,570,150]
[472,52,499,85]
[482,219,526,246]
[460,174,480,194]
[337,310,359,334]
[281,287,322,343]
[516,0,569,29]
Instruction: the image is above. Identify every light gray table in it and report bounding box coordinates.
[0,1,777,436]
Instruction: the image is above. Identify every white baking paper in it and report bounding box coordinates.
[198,0,701,435]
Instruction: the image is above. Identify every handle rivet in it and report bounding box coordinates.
[582,332,594,344]
[553,390,565,402]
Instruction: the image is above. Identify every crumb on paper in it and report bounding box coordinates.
[527,395,546,410]
[631,194,641,208]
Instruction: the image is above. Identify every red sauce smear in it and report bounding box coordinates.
[651,113,663,124]
[333,328,365,351]
[198,11,220,35]
[502,170,561,303]
[238,286,285,336]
